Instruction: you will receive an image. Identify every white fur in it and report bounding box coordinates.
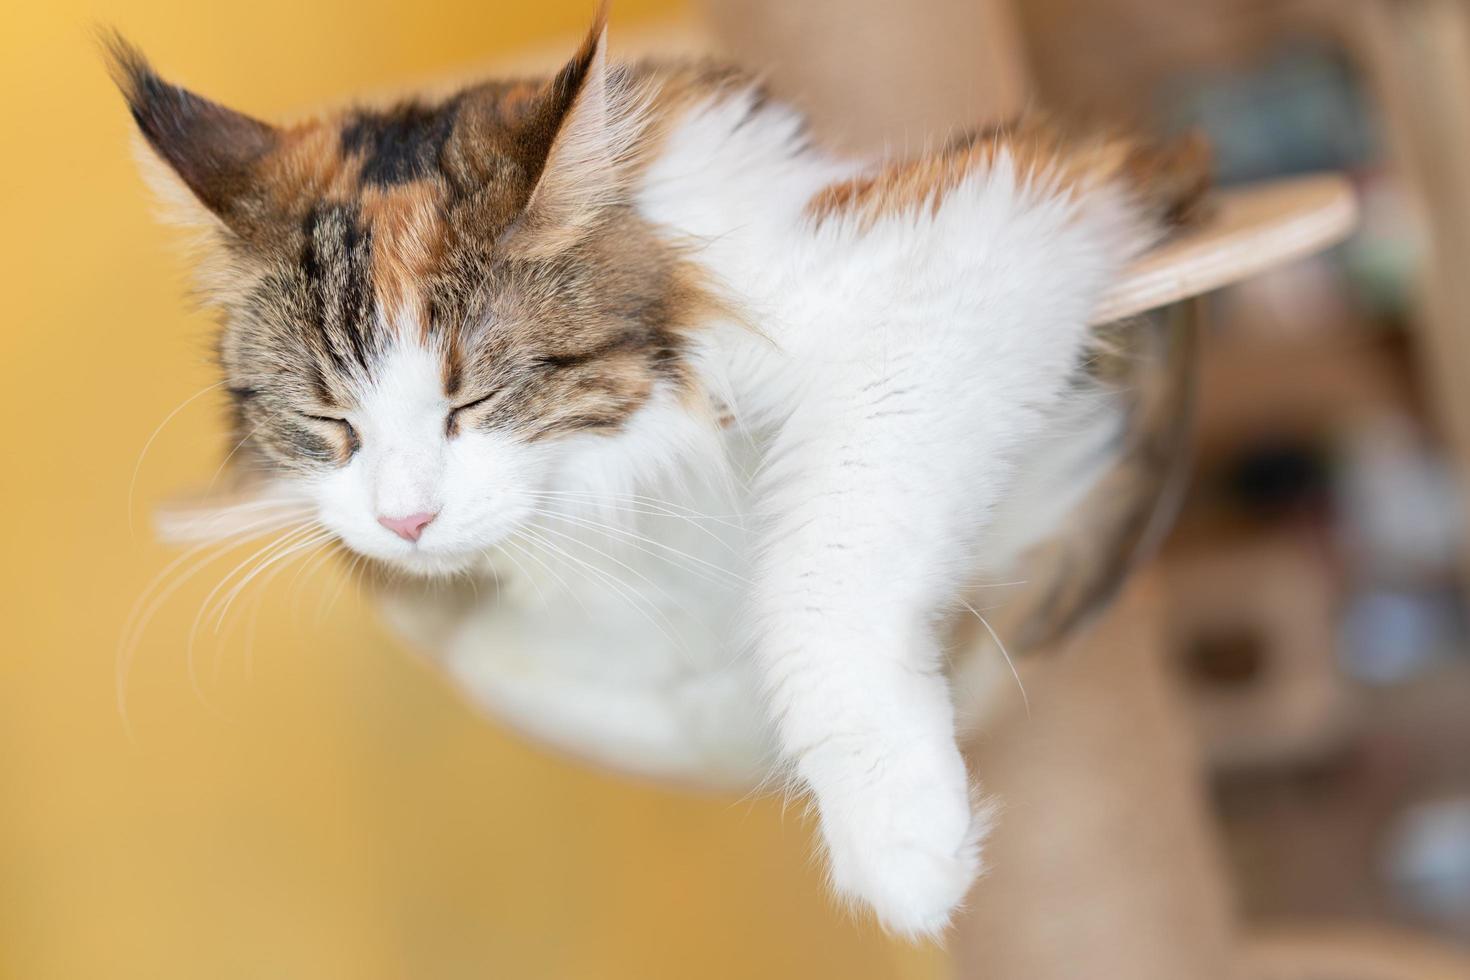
[288,87,1159,937]
[638,90,1154,936]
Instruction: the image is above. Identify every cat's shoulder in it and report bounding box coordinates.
[805,116,1210,235]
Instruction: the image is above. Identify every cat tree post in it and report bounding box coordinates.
[704,1,1239,975]
[701,0,1028,155]
[952,576,1237,977]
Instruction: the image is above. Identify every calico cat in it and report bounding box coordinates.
[108,9,1207,937]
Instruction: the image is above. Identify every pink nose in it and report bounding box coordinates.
[377,511,437,543]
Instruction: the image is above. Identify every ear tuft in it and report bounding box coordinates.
[512,5,646,255]
[101,30,278,225]
[547,2,610,110]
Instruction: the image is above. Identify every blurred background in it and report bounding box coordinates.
[3,0,1469,977]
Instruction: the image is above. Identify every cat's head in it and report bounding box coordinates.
[110,15,719,575]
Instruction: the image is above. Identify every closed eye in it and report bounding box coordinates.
[446,392,497,436]
[303,413,360,453]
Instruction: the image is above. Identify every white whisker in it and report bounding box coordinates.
[204,422,264,495]
[184,523,322,706]
[518,523,686,654]
[209,527,334,633]
[521,518,711,632]
[521,505,750,589]
[116,509,313,733]
[127,381,225,537]
[492,535,555,610]
[960,598,1029,717]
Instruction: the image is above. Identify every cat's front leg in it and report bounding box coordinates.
[739,142,1173,933]
[748,349,997,937]
[761,617,987,938]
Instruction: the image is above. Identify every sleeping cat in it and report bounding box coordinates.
[108,10,1206,937]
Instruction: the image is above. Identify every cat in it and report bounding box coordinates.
[107,9,1207,937]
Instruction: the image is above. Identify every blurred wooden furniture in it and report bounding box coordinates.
[1244,923,1470,979]
[1159,532,1353,772]
[701,0,1027,154]
[1351,0,1470,579]
[956,577,1238,978]
[1095,174,1357,323]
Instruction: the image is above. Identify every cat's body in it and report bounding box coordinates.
[111,13,1206,937]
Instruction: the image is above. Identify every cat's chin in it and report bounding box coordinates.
[340,541,484,579]
[330,521,508,580]
[384,548,485,579]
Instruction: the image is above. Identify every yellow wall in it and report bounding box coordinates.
[0,2,940,977]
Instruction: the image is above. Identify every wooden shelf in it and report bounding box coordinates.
[1095,173,1360,323]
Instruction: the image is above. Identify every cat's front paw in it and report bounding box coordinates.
[828,819,984,939]
[807,740,989,938]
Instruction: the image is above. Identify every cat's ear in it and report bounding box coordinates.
[103,33,279,232]
[511,8,641,255]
